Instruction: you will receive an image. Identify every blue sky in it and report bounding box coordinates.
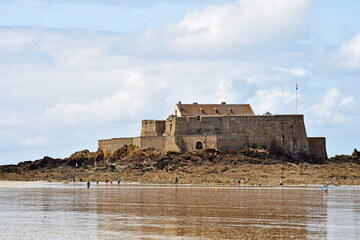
[0,0,359,164]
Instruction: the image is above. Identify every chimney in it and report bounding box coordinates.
[193,102,198,104]
[221,102,226,104]
[178,101,181,107]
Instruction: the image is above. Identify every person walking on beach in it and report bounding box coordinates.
[117,178,121,185]
[87,181,91,189]
[323,184,329,196]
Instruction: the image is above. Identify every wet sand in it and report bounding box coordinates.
[0,182,359,239]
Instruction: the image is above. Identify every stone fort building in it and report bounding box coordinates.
[99,102,327,161]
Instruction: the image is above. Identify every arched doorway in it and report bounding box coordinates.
[195,141,203,150]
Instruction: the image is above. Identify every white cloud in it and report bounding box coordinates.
[249,88,295,114]
[311,88,349,124]
[125,0,313,56]
[338,32,360,70]
[41,71,168,126]
[321,32,360,72]
[215,79,236,103]
[0,29,34,53]
[0,0,314,62]
[21,136,48,147]
[273,67,307,77]
[340,96,354,106]
[176,0,312,51]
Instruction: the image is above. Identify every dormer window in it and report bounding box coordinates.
[214,108,219,114]
[228,108,233,114]
[200,108,205,114]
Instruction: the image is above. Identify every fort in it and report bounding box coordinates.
[98,102,328,161]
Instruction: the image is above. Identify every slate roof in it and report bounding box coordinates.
[178,103,255,116]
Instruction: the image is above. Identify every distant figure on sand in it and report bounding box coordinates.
[279,181,283,186]
[118,178,121,184]
[323,184,329,196]
[175,177,179,184]
[258,182,261,187]
[87,181,91,189]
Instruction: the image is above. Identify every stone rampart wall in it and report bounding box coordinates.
[98,115,327,161]
[217,134,276,151]
[141,120,166,136]
[98,137,138,154]
[98,135,181,154]
[173,115,310,157]
[308,137,328,161]
[139,136,166,149]
[179,135,217,152]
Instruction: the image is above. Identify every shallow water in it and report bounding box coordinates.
[0,182,359,239]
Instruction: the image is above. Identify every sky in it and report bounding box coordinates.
[0,0,359,164]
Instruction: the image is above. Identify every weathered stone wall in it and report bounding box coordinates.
[165,119,175,136]
[139,136,166,149]
[178,135,218,151]
[98,137,139,154]
[98,135,181,154]
[172,115,310,158]
[98,114,327,161]
[167,136,182,152]
[308,137,328,161]
[217,134,276,151]
[141,120,166,136]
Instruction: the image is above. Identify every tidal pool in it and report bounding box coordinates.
[0,182,359,239]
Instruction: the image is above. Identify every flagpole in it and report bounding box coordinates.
[296,82,298,114]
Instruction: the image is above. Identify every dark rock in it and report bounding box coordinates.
[352,148,360,158]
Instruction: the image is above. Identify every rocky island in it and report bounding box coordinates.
[1,102,358,185]
[1,146,359,185]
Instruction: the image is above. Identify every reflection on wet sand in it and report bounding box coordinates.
[95,186,319,239]
[0,183,360,239]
